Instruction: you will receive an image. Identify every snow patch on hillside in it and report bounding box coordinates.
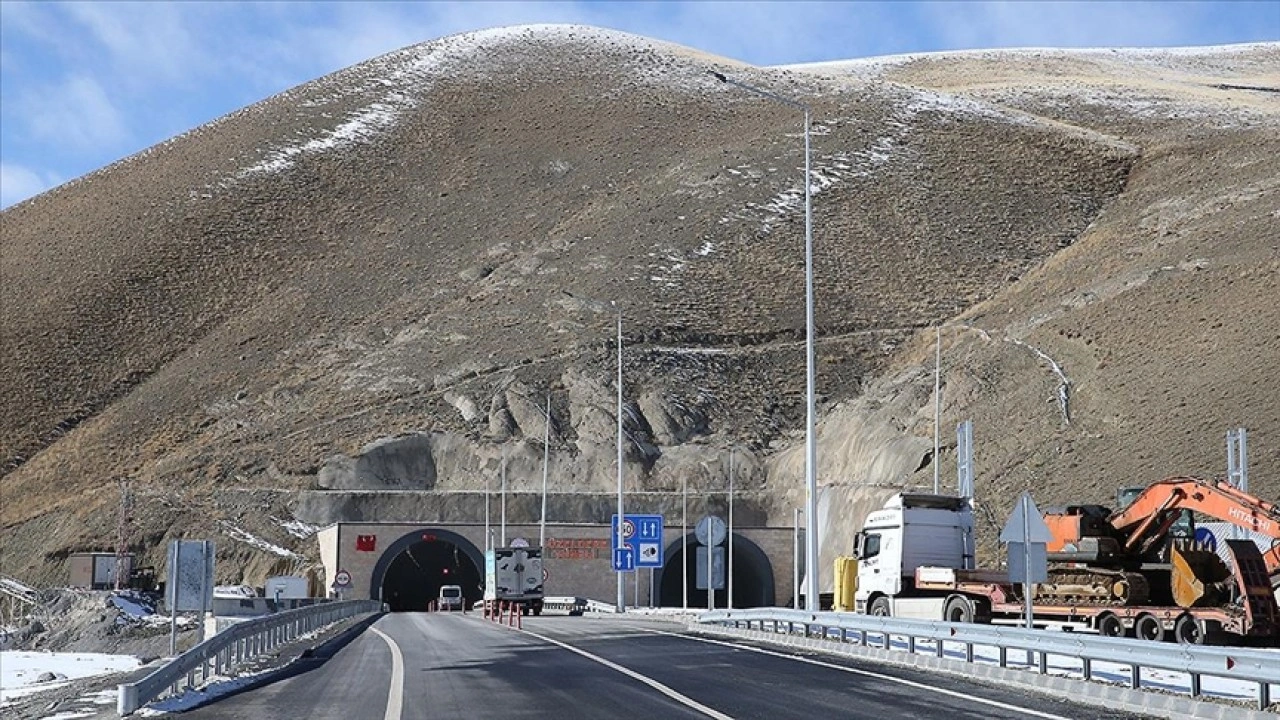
[218,522,305,560]
[228,24,715,184]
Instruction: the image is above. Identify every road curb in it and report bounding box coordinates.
[691,624,1277,720]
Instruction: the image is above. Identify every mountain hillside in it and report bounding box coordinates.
[1,26,1276,589]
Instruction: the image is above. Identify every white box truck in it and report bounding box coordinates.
[484,546,545,616]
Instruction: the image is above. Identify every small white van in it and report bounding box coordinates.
[439,584,464,611]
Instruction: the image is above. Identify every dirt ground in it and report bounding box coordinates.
[0,28,1276,590]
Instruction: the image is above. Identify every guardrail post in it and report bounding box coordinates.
[964,642,973,663]
[1081,657,1091,681]
[1258,682,1270,711]
[881,632,890,650]
[907,636,916,654]
[1130,665,1139,690]
[118,683,138,715]
[840,627,848,643]
[1037,651,1047,674]
[997,646,1006,667]
[935,638,943,658]
[1188,673,1200,698]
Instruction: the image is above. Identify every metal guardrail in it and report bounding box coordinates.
[0,574,39,605]
[698,608,1280,710]
[117,599,382,715]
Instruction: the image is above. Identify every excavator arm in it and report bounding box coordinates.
[1108,476,1280,581]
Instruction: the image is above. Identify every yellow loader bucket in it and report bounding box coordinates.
[834,556,858,611]
[1170,543,1231,608]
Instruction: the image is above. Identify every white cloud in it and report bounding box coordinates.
[62,1,209,85]
[19,74,129,150]
[0,162,62,208]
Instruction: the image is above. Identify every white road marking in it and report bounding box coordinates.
[642,627,1073,720]
[369,625,404,720]
[516,626,735,720]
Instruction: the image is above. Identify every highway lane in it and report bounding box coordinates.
[178,612,1151,719]
[179,612,710,719]
[523,616,1146,720]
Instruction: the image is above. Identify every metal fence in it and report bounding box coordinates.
[698,608,1280,711]
[118,599,382,715]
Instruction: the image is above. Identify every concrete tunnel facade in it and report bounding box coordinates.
[318,521,795,609]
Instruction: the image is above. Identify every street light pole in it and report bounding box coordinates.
[615,304,626,614]
[728,447,735,609]
[500,450,507,547]
[541,394,551,548]
[712,71,819,611]
[682,474,688,612]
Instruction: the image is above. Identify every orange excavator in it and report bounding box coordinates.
[1044,476,1280,610]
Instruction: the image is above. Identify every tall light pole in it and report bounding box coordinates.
[500,449,507,547]
[614,303,626,614]
[540,394,551,548]
[712,71,819,611]
[682,474,688,612]
[728,447,735,609]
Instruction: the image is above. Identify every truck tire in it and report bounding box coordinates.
[1134,614,1164,642]
[1173,614,1205,645]
[944,595,975,624]
[869,596,891,617]
[1096,612,1125,638]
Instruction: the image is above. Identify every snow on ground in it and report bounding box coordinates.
[273,516,321,539]
[218,521,306,560]
[0,652,141,703]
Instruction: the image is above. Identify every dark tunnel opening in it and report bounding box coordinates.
[656,533,775,608]
[381,539,482,612]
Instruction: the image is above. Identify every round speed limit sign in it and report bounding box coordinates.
[334,570,352,587]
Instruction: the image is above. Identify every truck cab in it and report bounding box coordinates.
[853,494,975,614]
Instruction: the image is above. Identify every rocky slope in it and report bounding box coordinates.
[1,26,1275,589]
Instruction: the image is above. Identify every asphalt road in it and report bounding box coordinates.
[179,612,1150,719]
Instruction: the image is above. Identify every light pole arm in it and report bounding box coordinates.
[709,71,810,113]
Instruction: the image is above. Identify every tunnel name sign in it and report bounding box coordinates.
[611,514,664,569]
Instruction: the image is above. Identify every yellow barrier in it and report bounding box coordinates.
[833,556,858,611]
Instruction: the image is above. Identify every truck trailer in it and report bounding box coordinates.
[851,490,1280,646]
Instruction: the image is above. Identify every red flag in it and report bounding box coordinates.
[356,535,376,552]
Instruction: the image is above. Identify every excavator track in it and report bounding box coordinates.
[1035,567,1151,605]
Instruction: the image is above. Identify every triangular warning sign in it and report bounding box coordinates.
[1000,491,1054,544]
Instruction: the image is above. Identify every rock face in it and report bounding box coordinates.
[0,26,1276,589]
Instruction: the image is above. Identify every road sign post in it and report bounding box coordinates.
[1000,492,1051,632]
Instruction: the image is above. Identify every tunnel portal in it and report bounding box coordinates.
[655,532,776,608]
[371,529,485,612]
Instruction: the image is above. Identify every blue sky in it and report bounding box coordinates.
[1,1,1277,209]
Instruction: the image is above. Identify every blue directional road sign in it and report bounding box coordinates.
[612,513,665,568]
[612,546,635,572]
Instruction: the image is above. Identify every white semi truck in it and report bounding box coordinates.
[852,492,1280,645]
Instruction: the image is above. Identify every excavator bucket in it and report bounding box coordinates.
[1170,542,1231,608]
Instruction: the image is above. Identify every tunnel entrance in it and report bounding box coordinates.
[655,533,775,608]
[370,529,484,612]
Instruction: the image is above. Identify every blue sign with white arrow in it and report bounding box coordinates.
[612,513,664,569]
[612,546,635,572]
